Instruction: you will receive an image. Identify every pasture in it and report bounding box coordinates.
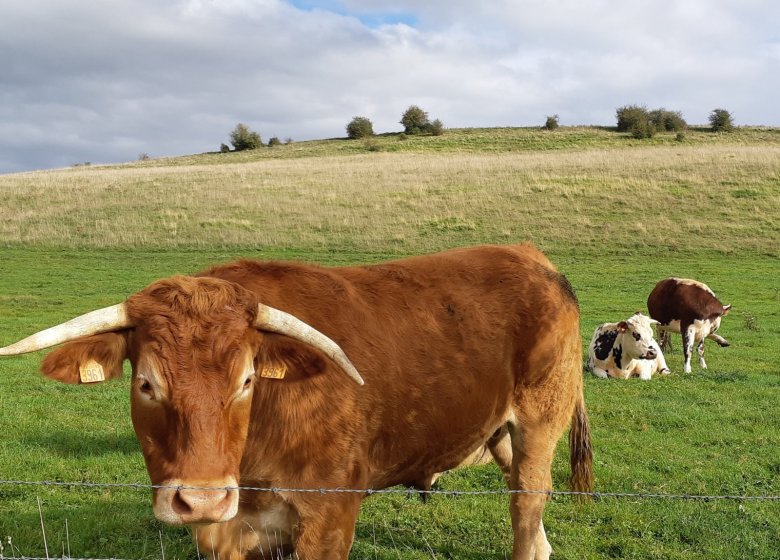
[0,127,778,559]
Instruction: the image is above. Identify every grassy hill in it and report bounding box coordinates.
[2,126,779,257]
[0,126,778,559]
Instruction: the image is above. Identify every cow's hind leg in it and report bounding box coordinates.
[681,323,696,373]
[489,426,550,560]
[488,425,512,484]
[697,340,708,369]
[535,520,552,559]
[506,414,561,560]
[657,327,672,352]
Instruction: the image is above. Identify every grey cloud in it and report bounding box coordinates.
[1,0,778,173]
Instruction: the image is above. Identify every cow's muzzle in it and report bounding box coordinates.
[153,478,239,525]
[641,348,658,360]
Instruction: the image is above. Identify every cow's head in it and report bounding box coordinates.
[707,303,732,335]
[0,276,363,525]
[617,312,659,360]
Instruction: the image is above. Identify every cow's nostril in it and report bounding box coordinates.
[172,490,194,516]
[155,479,238,525]
[171,487,233,520]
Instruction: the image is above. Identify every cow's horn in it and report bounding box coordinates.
[0,303,132,356]
[255,304,364,386]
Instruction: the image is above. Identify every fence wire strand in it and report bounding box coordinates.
[1,478,778,560]
[1,478,778,501]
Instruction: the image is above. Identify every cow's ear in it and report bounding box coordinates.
[41,333,128,385]
[255,333,327,383]
[617,321,629,332]
[722,304,732,315]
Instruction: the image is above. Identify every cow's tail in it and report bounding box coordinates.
[568,391,594,500]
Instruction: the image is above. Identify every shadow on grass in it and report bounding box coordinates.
[23,430,140,458]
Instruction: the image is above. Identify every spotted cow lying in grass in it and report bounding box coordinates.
[588,312,670,380]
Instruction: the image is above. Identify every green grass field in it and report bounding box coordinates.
[0,127,778,559]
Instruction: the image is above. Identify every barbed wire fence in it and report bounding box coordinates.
[2,478,779,501]
[1,478,778,560]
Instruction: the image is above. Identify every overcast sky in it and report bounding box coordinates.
[1,0,778,174]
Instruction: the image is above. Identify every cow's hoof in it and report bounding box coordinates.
[534,540,553,560]
[719,340,730,347]
[659,368,671,375]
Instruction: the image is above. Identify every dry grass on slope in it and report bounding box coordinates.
[1,144,778,256]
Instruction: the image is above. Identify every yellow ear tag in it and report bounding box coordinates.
[260,363,287,380]
[79,359,106,383]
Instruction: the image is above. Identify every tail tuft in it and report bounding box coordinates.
[568,396,594,500]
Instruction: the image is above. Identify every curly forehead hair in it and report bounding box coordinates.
[126,276,258,321]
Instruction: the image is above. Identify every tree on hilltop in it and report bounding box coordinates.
[229,123,262,151]
[400,105,445,135]
[346,116,374,139]
[709,109,734,132]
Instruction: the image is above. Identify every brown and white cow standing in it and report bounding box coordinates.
[0,244,592,560]
[647,277,731,373]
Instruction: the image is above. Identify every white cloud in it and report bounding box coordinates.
[0,0,778,172]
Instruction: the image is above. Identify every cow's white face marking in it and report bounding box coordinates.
[711,315,723,332]
[622,314,658,360]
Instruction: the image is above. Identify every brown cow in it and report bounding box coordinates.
[0,244,592,560]
[647,277,731,373]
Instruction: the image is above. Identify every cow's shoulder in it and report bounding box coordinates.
[591,324,619,361]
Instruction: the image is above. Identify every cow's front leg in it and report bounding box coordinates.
[707,332,730,347]
[636,361,653,380]
[194,492,297,560]
[195,523,241,560]
[293,493,363,559]
[194,519,293,560]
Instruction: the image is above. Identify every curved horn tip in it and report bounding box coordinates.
[0,303,131,356]
[255,303,365,386]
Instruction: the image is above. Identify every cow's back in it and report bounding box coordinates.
[648,277,725,324]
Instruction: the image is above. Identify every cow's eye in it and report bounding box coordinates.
[139,380,154,397]
[243,376,253,389]
[632,332,641,341]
